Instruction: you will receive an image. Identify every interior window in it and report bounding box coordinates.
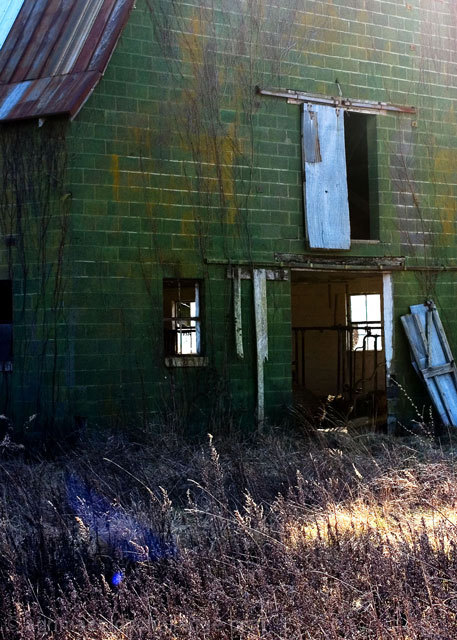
[349,293,382,351]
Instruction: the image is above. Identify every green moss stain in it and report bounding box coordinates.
[111,154,120,201]
[46,0,457,427]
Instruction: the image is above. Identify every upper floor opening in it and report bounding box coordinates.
[344,111,378,242]
[301,103,379,250]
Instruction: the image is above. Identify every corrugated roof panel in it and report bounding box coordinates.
[5,76,53,119]
[0,80,31,118]
[0,0,135,121]
[0,0,25,51]
[50,0,105,75]
[0,0,35,81]
[33,71,99,116]
[72,0,118,73]
[65,0,108,74]
[12,0,73,82]
[9,0,63,83]
[0,2,47,84]
[38,1,87,79]
[0,71,101,121]
[87,0,132,73]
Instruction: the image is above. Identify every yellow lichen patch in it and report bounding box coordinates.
[171,9,243,226]
[316,83,329,95]
[111,154,120,202]
[434,148,457,174]
[181,209,196,236]
[432,149,457,241]
[444,103,457,128]
[437,194,456,240]
[178,116,241,226]
[178,13,206,70]
[294,6,338,55]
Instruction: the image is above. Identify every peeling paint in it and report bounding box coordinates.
[233,268,244,359]
[382,273,393,375]
[302,103,350,250]
[253,269,268,427]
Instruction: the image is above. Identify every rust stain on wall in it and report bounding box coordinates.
[431,150,457,242]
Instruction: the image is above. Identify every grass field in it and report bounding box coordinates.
[1,425,457,639]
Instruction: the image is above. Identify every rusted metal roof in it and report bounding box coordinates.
[0,0,135,121]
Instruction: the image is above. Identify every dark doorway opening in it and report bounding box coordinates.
[291,271,387,430]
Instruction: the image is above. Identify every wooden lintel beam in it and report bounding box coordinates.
[275,253,406,270]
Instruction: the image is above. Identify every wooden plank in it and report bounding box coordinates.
[302,107,321,163]
[401,315,425,374]
[275,254,405,267]
[233,268,244,359]
[226,267,289,281]
[253,269,268,428]
[434,380,457,427]
[423,363,454,379]
[383,274,394,375]
[412,313,429,361]
[426,308,433,367]
[302,103,351,250]
[402,302,457,426]
[402,309,447,423]
[430,309,457,387]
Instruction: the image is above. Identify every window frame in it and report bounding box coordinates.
[163,278,205,363]
[348,293,383,353]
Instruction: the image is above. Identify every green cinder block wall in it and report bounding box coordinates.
[3,0,457,431]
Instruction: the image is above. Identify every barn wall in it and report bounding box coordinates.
[3,0,455,430]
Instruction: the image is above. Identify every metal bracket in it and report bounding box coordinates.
[257,86,416,115]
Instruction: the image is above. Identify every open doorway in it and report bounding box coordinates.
[291,271,388,430]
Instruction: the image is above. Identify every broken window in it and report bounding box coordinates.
[302,105,376,249]
[163,279,202,356]
[0,280,12,370]
[349,294,382,351]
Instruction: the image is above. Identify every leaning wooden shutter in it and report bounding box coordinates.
[401,301,457,426]
[302,104,350,250]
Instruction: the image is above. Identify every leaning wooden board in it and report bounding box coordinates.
[401,301,457,426]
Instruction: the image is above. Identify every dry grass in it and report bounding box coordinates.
[2,428,457,638]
